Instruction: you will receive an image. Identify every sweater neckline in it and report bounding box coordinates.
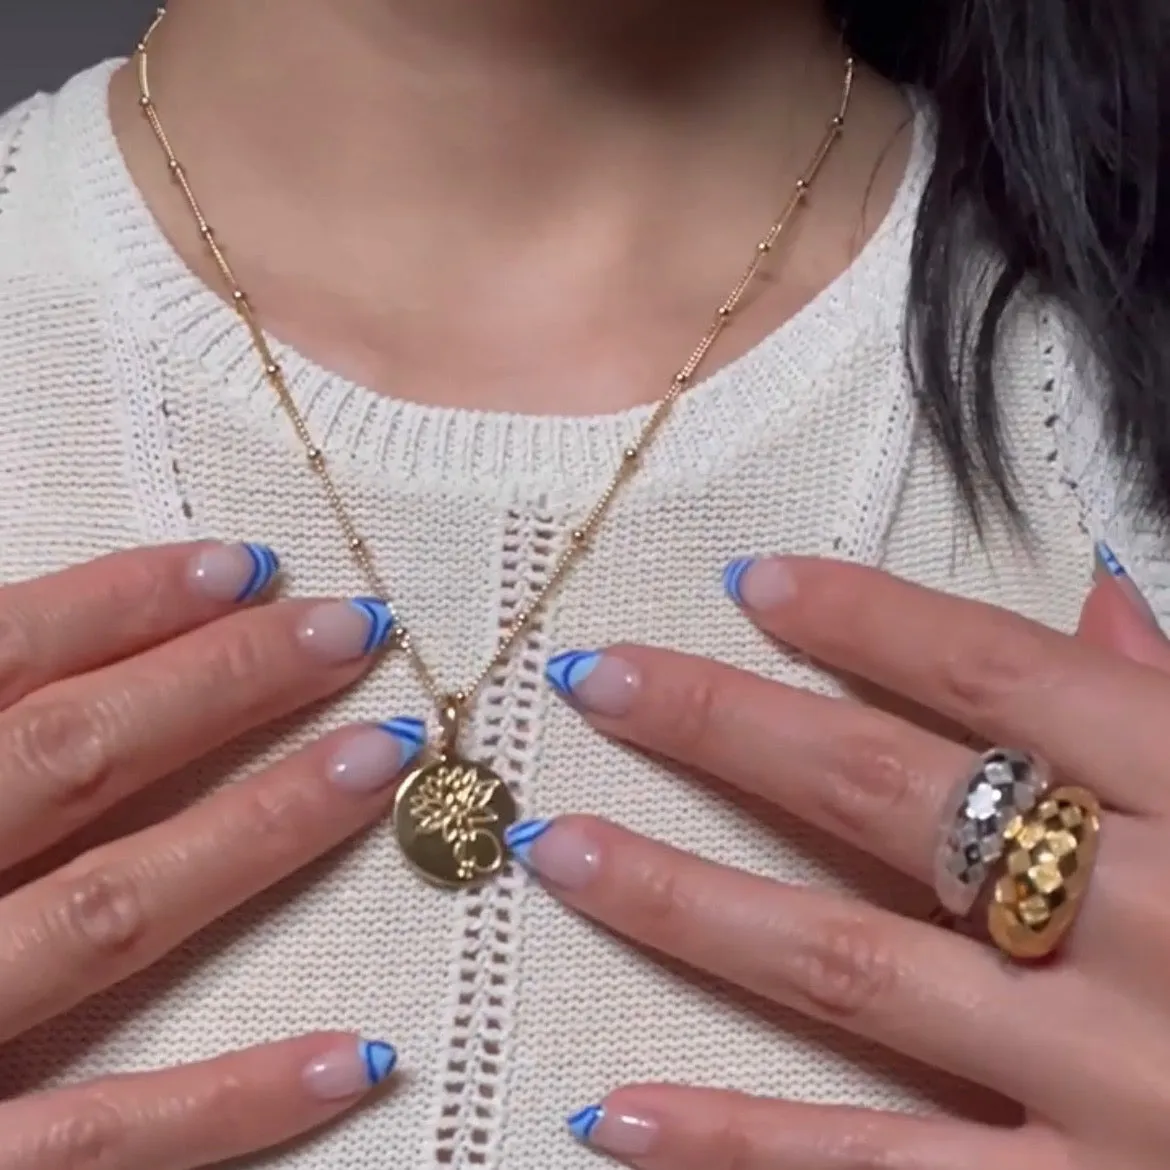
[64,59,929,503]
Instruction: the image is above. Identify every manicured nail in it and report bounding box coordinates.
[1094,540,1126,580]
[723,557,753,604]
[302,1036,397,1101]
[189,542,280,603]
[723,556,794,609]
[505,817,553,866]
[545,649,639,717]
[505,817,600,890]
[567,1103,658,1157]
[1094,541,1160,629]
[329,717,426,792]
[567,1104,604,1143]
[298,598,395,662]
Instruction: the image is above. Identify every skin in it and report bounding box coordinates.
[0,545,1147,1166]
[0,544,414,1167]
[107,0,911,417]
[519,561,1170,1169]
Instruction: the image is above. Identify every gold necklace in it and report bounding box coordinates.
[134,7,854,888]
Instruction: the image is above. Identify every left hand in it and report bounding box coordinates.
[509,554,1170,1170]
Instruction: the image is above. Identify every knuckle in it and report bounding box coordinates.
[776,917,897,1020]
[935,621,1045,722]
[55,864,148,962]
[43,1095,126,1170]
[98,553,173,630]
[199,622,277,709]
[663,669,723,757]
[815,722,914,838]
[188,1072,251,1143]
[834,1136,903,1170]
[228,780,315,866]
[0,609,35,705]
[797,568,858,641]
[707,1102,757,1170]
[7,698,112,806]
[622,858,697,940]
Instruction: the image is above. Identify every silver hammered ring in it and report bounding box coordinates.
[933,748,1053,917]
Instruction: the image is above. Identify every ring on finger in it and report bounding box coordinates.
[986,784,1102,962]
[933,748,1052,916]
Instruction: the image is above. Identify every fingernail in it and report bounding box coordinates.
[723,556,794,609]
[298,598,395,662]
[302,1036,397,1101]
[189,542,280,603]
[567,1104,604,1143]
[329,717,426,792]
[567,1103,659,1157]
[1094,540,1129,581]
[545,649,639,717]
[505,817,601,890]
[1094,541,1160,629]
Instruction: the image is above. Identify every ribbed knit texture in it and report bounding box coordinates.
[0,62,1164,1169]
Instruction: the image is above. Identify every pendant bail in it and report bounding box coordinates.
[438,692,466,758]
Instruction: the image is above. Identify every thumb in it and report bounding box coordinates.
[1078,542,1168,670]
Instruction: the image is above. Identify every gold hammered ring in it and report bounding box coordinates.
[986,784,1102,962]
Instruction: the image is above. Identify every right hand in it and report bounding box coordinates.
[0,541,422,1170]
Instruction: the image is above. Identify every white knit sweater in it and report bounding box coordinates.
[1,61,1166,1170]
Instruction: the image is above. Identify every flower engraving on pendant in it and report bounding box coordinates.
[395,756,518,887]
[410,762,502,878]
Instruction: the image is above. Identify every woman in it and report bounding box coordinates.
[0,0,1167,1167]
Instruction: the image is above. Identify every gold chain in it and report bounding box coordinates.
[135,7,853,730]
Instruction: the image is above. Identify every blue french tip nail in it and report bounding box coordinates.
[567,1104,604,1144]
[722,557,754,604]
[358,1038,397,1086]
[1095,541,1127,578]
[545,649,600,698]
[380,716,426,769]
[235,542,280,602]
[504,818,553,866]
[350,597,396,654]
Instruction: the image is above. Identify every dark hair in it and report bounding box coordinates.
[829,0,1170,526]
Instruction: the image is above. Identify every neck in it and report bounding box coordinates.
[136,0,842,225]
[110,0,909,414]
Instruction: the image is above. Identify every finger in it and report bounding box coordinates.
[544,645,965,883]
[0,1031,398,1170]
[726,556,1169,812]
[0,595,396,866]
[548,644,1160,994]
[506,816,1123,1114]
[562,1086,1064,1170]
[1077,550,1170,671]
[0,716,425,1040]
[0,541,280,710]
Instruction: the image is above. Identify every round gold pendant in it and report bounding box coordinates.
[393,753,518,888]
